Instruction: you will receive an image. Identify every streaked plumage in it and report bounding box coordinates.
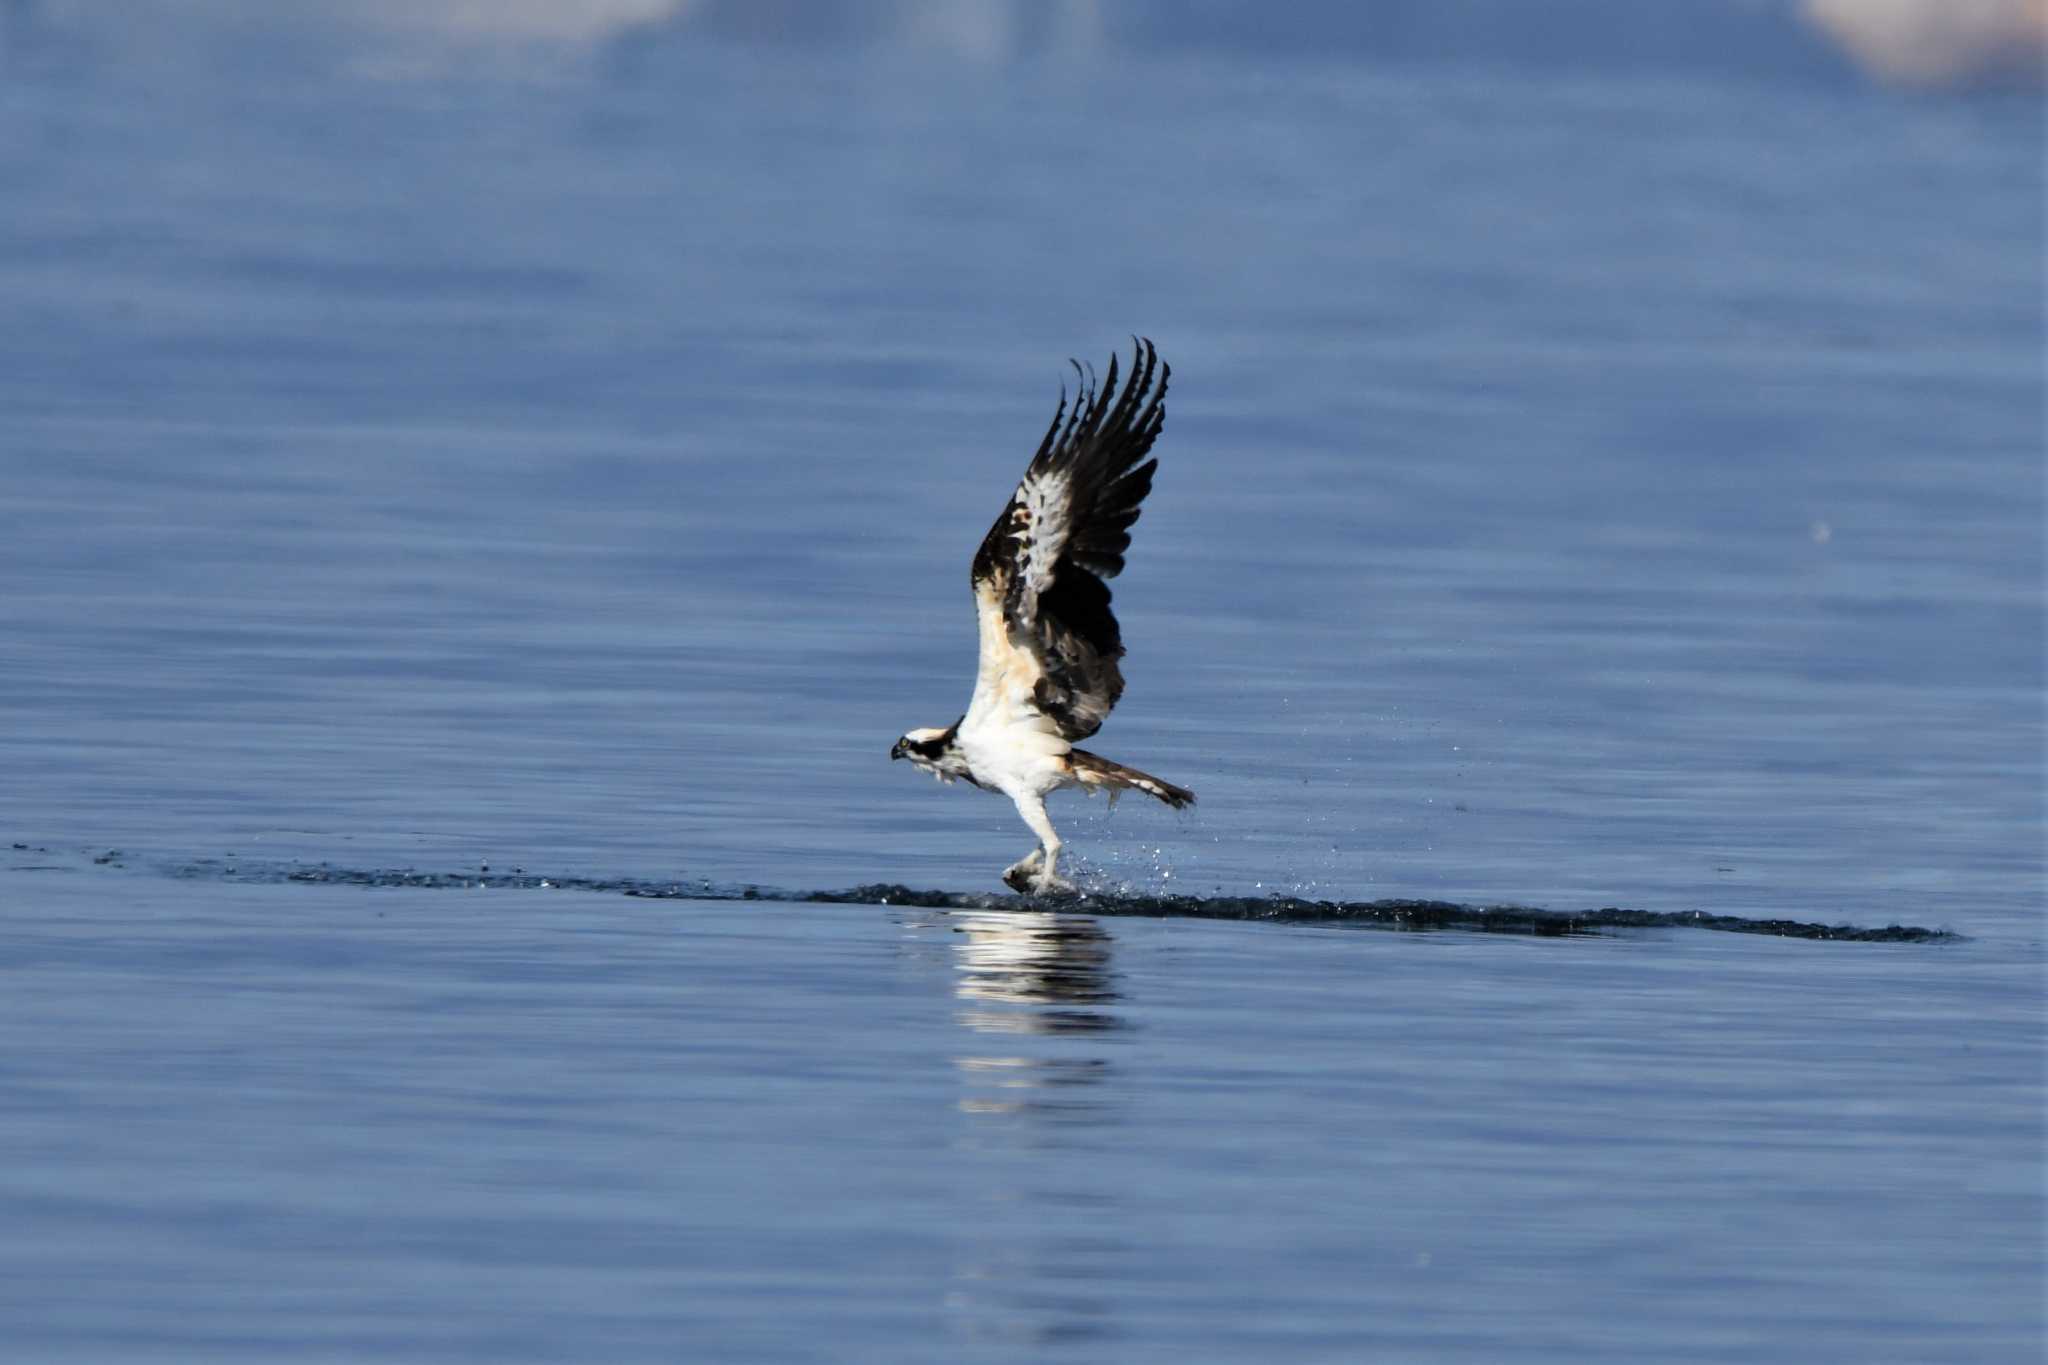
[891,338,1193,893]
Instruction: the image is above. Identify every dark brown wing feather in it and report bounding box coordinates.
[970,338,1170,741]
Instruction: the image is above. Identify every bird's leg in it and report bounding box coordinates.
[1040,842,1066,891]
[1007,792,1071,895]
[1001,846,1043,891]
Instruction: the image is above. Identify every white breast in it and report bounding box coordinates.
[959,579,1072,797]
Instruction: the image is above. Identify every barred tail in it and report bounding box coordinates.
[1068,748,1195,810]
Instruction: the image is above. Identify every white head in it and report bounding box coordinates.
[889,725,952,771]
[891,720,973,781]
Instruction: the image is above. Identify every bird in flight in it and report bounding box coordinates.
[891,338,1193,894]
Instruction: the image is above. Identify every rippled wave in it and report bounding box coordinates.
[172,859,1963,943]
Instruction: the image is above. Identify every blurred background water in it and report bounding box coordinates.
[0,3,2041,1361]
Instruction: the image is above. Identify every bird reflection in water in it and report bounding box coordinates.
[946,909,1123,1121]
[931,910,1133,1349]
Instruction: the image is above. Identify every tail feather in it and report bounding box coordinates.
[1068,748,1195,810]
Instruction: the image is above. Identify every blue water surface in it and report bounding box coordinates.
[0,5,2040,1361]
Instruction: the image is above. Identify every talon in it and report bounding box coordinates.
[1001,846,1045,892]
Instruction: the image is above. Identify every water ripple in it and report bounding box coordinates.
[169,859,1965,943]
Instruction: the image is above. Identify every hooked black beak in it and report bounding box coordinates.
[890,740,905,760]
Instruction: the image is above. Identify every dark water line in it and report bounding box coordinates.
[166,859,1965,944]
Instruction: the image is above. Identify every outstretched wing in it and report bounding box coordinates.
[966,338,1169,744]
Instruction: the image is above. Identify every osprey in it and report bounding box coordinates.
[891,338,1194,894]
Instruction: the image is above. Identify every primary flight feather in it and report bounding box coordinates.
[890,338,1193,894]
